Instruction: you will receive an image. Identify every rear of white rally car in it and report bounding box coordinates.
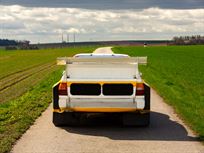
[52,54,150,126]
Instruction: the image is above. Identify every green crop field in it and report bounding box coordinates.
[0,47,96,103]
[113,45,204,141]
[0,45,204,153]
[0,47,96,153]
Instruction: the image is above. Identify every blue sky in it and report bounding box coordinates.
[0,1,204,43]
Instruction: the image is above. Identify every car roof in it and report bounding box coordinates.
[74,53,129,58]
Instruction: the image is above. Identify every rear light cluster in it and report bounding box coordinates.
[136,83,144,95]
[58,82,68,95]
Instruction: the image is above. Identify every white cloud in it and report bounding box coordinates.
[0,5,203,43]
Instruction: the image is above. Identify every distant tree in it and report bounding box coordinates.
[172,35,204,45]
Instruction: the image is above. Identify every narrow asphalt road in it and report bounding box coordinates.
[12,47,204,153]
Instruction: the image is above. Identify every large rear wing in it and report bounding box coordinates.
[57,56,147,65]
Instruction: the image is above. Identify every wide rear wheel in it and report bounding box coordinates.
[53,112,79,126]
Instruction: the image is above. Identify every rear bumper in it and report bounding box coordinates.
[52,82,150,113]
[55,96,145,113]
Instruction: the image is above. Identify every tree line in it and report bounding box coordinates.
[0,39,17,46]
[172,35,204,45]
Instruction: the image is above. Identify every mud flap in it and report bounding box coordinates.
[144,83,150,110]
[53,82,60,110]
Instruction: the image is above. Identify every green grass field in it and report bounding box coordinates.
[0,47,96,153]
[113,45,204,141]
[0,45,204,152]
[0,47,96,103]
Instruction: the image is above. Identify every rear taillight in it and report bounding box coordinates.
[136,83,144,95]
[58,82,67,95]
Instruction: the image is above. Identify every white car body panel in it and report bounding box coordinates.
[56,53,147,112]
[66,63,139,79]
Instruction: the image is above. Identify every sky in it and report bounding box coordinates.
[0,0,204,43]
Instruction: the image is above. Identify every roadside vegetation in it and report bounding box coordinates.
[0,69,61,153]
[113,45,204,141]
[0,47,95,153]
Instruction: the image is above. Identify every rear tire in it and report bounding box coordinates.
[122,112,150,126]
[53,112,79,126]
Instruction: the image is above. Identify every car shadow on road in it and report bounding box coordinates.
[60,111,197,141]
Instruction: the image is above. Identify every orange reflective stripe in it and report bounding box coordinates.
[53,107,149,113]
[66,81,144,87]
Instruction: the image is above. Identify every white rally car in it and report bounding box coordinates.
[52,53,150,126]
